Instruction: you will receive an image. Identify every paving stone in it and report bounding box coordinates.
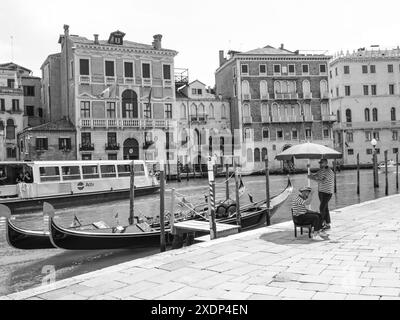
[360,286,400,297]
[312,292,347,300]
[244,285,284,296]
[279,288,316,299]
[248,294,282,300]
[345,294,381,300]
[107,281,159,298]
[134,282,186,300]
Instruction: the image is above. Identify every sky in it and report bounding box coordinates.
[1,0,400,86]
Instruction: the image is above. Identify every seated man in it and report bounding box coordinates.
[292,186,328,240]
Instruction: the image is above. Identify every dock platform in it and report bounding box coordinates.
[173,220,239,239]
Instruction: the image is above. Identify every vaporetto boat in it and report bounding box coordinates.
[0,160,160,214]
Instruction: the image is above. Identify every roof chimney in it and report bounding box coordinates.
[280,43,284,50]
[64,24,70,37]
[152,34,162,50]
[94,34,99,44]
[219,50,225,66]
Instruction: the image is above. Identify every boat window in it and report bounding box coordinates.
[117,165,131,177]
[82,165,100,179]
[0,164,26,186]
[62,166,81,181]
[39,167,60,182]
[134,164,145,176]
[101,165,117,178]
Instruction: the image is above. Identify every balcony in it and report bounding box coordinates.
[80,143,95,152]
[304,115,314,122]
[142,78,152,87]
[190,114,208,123]
[242,94,251,101]
[79,75,91,84]
[260,93,270,100]
[124,77,135,85]
[334,120,400,131]
[105,76,116,84]
[303,92,313,100]
[105,143,120,151]
[261,115,271,123]
[243,116,253,124]
[79,118,173,129]
[163,79,173,87]
[275,93,299,100]
[0,87,23,95]
[321,114,337,122]
[321,92,330,99]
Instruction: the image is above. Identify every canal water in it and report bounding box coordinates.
[0,169,398,295]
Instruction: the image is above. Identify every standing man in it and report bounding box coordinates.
[309,159,334,230]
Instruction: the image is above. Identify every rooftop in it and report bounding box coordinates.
[331,47,400,63]
[22,118,76,133]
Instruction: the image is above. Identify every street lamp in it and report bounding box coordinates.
[371,138,379,188]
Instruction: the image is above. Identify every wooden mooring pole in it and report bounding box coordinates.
[225,163,230,201]
[333,160,337,194]
[397,152,399,191]
[128,160,135,225]
[159,162,166,252]
[234,161,242,231]
[265,156,271,227]
[357,153,360,195]
[385,150,389,196]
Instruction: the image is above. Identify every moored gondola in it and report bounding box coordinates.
[0,204,55,250]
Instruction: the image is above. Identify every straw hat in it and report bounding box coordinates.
[299,186,312,193]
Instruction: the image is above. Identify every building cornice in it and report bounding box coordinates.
[74,43,178,57]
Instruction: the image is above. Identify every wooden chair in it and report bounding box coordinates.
[291,209,313,239]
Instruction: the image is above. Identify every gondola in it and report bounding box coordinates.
[0,204,54,250]
[46,179,293,250]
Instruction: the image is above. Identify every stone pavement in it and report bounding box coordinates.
[2,194,400,300]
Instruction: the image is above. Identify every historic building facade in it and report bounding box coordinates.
[215,45,335,171]
[47,25,178,161]
[0,63,27,161]
[174,80,232,167]
[330,48,400,165]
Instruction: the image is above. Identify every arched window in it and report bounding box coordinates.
[0,120,4,132]
[279,105,287,121]
[261,103,269,120]
[303,80,311,94]
[191,104,197,117]
[243,104,251,117]
[247,148,253,162]
[288,81,296,93]
[244,128,251,140]
[209,104,215,118]
[391,107,396,121]
[220,137,225,155]
[320,80,328,94]
[181,129,188,146]
[281,81,288,93]
[209,136,213,154]
[180,104,187,119]
[254,148,261,162]
[274,81,281,93]
[262,148,268,161]
[6,119,15,140]
[242,81,250,98]
[260,81,268,98]
[373,108,378,121]
[337,110,341,123]
[122,90,138,118]
[365,108,370,122]
[345,109,352,123]
[199,103,205,115]
[272,103,279,121]
[221,104,227,119]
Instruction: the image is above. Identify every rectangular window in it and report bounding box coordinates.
[23,86,35,97]
[12,99,20,111]
[320,64,327,74]
[273,64,281,74]
[335,67,338,76]
[124,62,134,78]
[36,138,48,151]
[144,103,152,119]
[324,128,330,138]
[105,61,115,77]
[393,148,399,154]
[365,131,372,141]
[305,128,312,139]
[392,131,398,141]
[277,130,283,139]
[292,130,298,139]
[106,102,116,118]
[142,63,151,79]
[117,164,131,177]
[82,166,100,180]
[373,132,380,140]
[101,165,117,178]
[25,106,35,117]
[371,85,377,95]
[107,132,117,145]
[241,64,249,75]
[288,64,295,74]
[163,64,171,80]
[363,85,369,96]
[39,167,60,182]
[59,138,71,150]
[376,148,381,154]
[370,65,376,73]
[345,86,351,96]
[81,132,91,145]
[108,154,118,161]
[80,101,91,118]
[362,65,368,74]
[330,70,332,79]
[80,59,90,75]
[388,64,394,73]
[165,104,172,119]
[336,87,339,97]
[348,149,354,155]
[263,129,269,139]
[366,149,373,155]
[346,132,354,142]
[302,64,309,74]
[259,64,266,75]
[7,79,15,88]
[82,154,92,161]
[344,65,350,74]
[62,166,81,181]
[389,84,395,95]
[0,99,5,111]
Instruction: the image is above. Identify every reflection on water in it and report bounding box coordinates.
[0,169,398,295]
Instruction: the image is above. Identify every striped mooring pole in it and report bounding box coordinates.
[208,157,217,240]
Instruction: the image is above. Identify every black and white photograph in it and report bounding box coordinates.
[1,0,400,310]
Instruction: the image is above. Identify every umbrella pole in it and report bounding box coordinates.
[307,159,311,187]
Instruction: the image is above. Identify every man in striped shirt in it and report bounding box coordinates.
[292,187,327,239]
[309,159,334,230]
